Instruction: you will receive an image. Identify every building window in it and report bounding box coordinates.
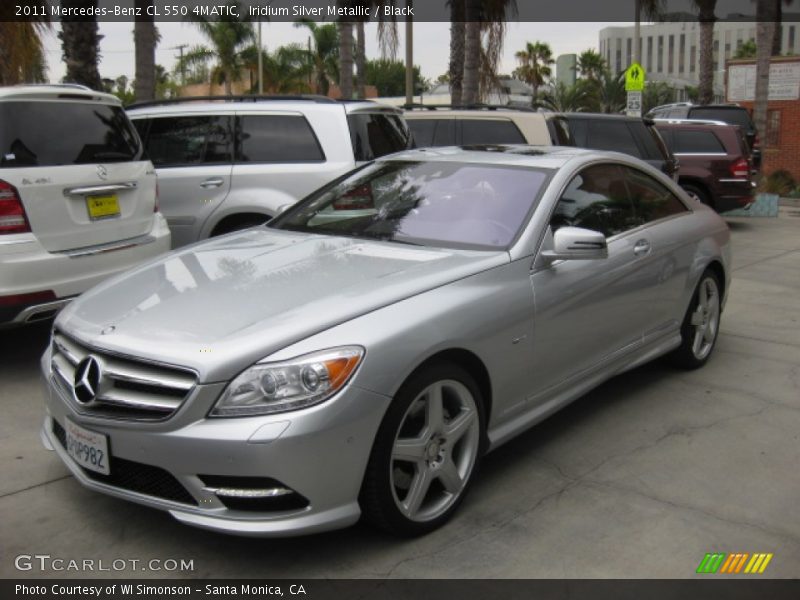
[668,35,675,73]
[790,26,796,54]
[657,35,664,72]
[626,38,632,67]
[724,30,732,59]
[616,38,622,74]
[647,36,653,72]
[679,34,686,73]
[767,110,781,148]
[713,39,719,72]
[690,34,696,73]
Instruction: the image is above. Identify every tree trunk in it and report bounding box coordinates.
[697,3,716,105]
[59,0,103,90]
[449,1,465,106]
[634,0,641,66]
[755,0,778,159]
[134,0,156,102]
[338,22,354,99]
[405,13,413,104]
[462,0,482,105]
[772,0,782,56]
[356,21,366,99]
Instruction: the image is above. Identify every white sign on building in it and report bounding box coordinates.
[728,62,800,101]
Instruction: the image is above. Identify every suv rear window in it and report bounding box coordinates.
[689,107,753,131]
[236,115,325,163]
[408,119,457,147]
[0,101,141,168]
[348,113,411,161]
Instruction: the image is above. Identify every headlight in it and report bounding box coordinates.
[210,346,365,417]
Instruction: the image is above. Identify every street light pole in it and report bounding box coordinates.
[258,20,264,94]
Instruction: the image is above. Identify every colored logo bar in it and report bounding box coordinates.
[696,553,773,574]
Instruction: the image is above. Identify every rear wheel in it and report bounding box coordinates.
[670,270,722,369]
[360,363,485,536]
[681,183,711,207]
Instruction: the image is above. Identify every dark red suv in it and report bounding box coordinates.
[654,120,755,213]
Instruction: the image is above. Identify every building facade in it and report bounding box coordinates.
[600,17,800,99]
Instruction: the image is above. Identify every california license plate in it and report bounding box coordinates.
[65,418,110,475]
[86,194,120,220]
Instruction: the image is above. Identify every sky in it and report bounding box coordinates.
[41,21,630,88]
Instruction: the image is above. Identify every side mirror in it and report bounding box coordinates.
[541,226,608,261]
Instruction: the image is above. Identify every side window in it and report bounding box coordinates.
[432,119,456,146]
[623,166,688,224]
[674,130,726,153]
[586,121,641,156]
[407,119,437,147]
[461,119,526,145]
[144,116,233,167]
[348,113,411,161]
[568,119,588,147]
[550,164,637,238]
[236,115,324,163]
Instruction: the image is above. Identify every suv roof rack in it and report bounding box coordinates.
[653,118,730,126]
[128,94,337,110]
[16,83,94,91]
[402,103,535,112]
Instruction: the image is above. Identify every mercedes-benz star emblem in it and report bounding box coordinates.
[73,356,101,404]
[96,164,108,180]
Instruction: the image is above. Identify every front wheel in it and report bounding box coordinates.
[669,270,722,369]
[360,363,485,536]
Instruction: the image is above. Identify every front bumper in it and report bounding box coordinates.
[0,214,171,326]
[40,347,392,537]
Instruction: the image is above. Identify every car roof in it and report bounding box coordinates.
[0,85,121,105]
[126,96,401,116]
[403,108,542,119]
[557,112,647,123]
[379,145,613,169]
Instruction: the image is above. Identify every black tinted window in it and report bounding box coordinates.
[624,166,688,224]
[236,115,324,163]
[144,116,232,167]
[586,121,641,156]
[674,130,725,153]
[348,113,411,161]
[0,101,141,168]
[407,119,457,147]
[461,119,526,145]
[551,164,637,238]
[689,107,753,131]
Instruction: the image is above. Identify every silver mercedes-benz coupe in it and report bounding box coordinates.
[40,146,731,537]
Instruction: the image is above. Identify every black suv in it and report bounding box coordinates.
[555,113,679,179]
[646,102,760,168]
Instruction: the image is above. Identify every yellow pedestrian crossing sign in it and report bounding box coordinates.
[625,62,645,91]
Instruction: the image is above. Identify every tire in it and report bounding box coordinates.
[360,362,486,536]
[681,183,711,207]
[669,269,722,369]
[211,216,269,236]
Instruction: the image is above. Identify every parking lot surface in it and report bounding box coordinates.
[1,208,798,579]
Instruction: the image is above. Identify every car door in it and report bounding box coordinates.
[528,163,658,396]
[134,114,233,248]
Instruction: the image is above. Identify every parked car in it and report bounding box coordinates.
[0,85,170,328]
[646,102,760,168]
[404,107,678,179]
[654,119,756,212]
[41,146,730,537]
[127,96,411,248]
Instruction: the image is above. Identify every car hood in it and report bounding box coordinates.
[56,228,508,382]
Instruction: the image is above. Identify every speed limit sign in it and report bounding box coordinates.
[626,91,642,117]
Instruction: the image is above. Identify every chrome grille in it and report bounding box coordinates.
[51,330,196,421]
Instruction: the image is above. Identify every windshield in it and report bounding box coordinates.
[270,160,551,250]
[0,101,142,168]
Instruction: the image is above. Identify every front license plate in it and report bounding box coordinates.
[86,194,120,220]
[65,418,110,475]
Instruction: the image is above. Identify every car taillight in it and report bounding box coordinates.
[0,290,56,307]
[0,180,31,234]
[730,158,750,178]
[332,184,374,210]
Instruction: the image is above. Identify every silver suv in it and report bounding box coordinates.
[128,96,411,248]
[0,85,170,327]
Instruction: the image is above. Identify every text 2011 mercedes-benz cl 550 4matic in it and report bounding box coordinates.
[40,146,731,537]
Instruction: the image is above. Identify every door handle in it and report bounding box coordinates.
[633,239,651,256]
[200,178,224,189]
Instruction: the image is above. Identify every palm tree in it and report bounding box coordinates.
[134,0,157,102]
[576,49,606,81]
[596,70,627,114]
[448,3,465,105]
[184,6,255,95]
[59,0,103,89]
[754,0,778,154]
[693,0,718,105]
[536,81,590,112]
[513,41,554,102]
[356,21,367,98]
[248,44,313,94]
[0,23,49,85]
[294,21,339,96]
[338,22,355,99]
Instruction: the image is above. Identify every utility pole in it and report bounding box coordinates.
[405,9,413,105]
[257,20,263,94]
[173,44,188,87]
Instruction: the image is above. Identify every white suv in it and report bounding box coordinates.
[0,85,171,327]
[127,96,411,248]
